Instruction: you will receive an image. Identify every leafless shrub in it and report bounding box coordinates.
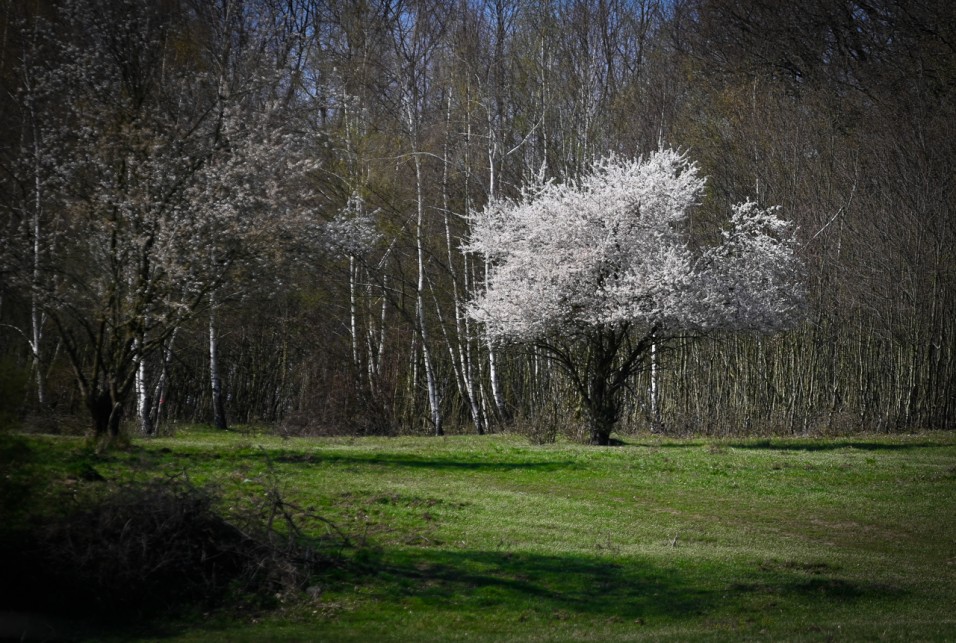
[8,472,345,621]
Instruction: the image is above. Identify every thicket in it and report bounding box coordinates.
[1,0,953,440]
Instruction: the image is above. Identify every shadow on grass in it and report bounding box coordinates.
[643,439,947,452]
[150,447,578,473]
[339,548,904,623]
[361,549,710,621]
[725,440,946,452]
[283,451,578,472]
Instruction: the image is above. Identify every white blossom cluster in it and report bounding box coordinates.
[324,192,382,259]
[464,149,802,343]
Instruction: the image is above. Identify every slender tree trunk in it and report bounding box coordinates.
[349,255,361,370]
[441,94,484,434]
[483,124,507,421]
[414,154,442,436]
[209,296,228,430]
[135,344,154,435]
[649,338,660,431]
[486,337,507,421]
[152,328,177,433]
[365,274,388,396]
[31,135,46,408]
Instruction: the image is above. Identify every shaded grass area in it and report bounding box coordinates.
[1,428,954,641]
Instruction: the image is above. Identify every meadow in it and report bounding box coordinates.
[2,427,955,641]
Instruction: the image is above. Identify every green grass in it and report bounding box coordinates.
[3,427,955,641]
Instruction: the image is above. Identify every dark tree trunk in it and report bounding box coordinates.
[585,329,621,446]
[585,389,618,446]
[211,374,228,430]
[89,390,123,443]
[589,426,612,446]
[540,325,658,445]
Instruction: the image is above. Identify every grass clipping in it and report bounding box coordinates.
[6,472,344,621]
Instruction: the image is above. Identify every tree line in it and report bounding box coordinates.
[1,0,953,442]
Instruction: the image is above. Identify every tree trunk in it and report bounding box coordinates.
[589,425,613,446]
[586,329,619,445]
[483,111,509,424]
[136,351,154,435]
[209,300,228,430]
[31,134,47,408]
[649,339,660,431]
[585,370,618,446]
[151,328,177,434]
[413,154,443,436]
[89,389,123,445]
[441,93,484,435]
[487,342,508,422]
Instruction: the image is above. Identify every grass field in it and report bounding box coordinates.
[2,427,955,641]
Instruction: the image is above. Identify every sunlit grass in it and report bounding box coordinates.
[3,426,955,641]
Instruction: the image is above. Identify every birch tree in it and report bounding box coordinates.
[0,5,65,411]
[390,0,449,436]
[465,149,803,444]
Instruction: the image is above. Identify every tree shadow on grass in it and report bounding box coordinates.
[153,447,579,473]
[724,440,946,452]
[361,549,711,621]
[281,451,580,472]
[642,439,947,452]
[342,548,905,624]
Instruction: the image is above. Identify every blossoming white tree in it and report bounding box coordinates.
[1,0,317,444]
[465,149,803,444]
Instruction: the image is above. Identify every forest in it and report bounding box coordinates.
[2,0,954,443]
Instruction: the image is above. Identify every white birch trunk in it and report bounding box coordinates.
[414,154,443,435]
[484,112,507,421]
[209,295,228,430]
[484,256,508,422]
[365,274,388,395]
[441,94,484,434]
[30,132,46,407]
[650,340,660,431]
[135,344,154,435]
[349,255,360,370]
